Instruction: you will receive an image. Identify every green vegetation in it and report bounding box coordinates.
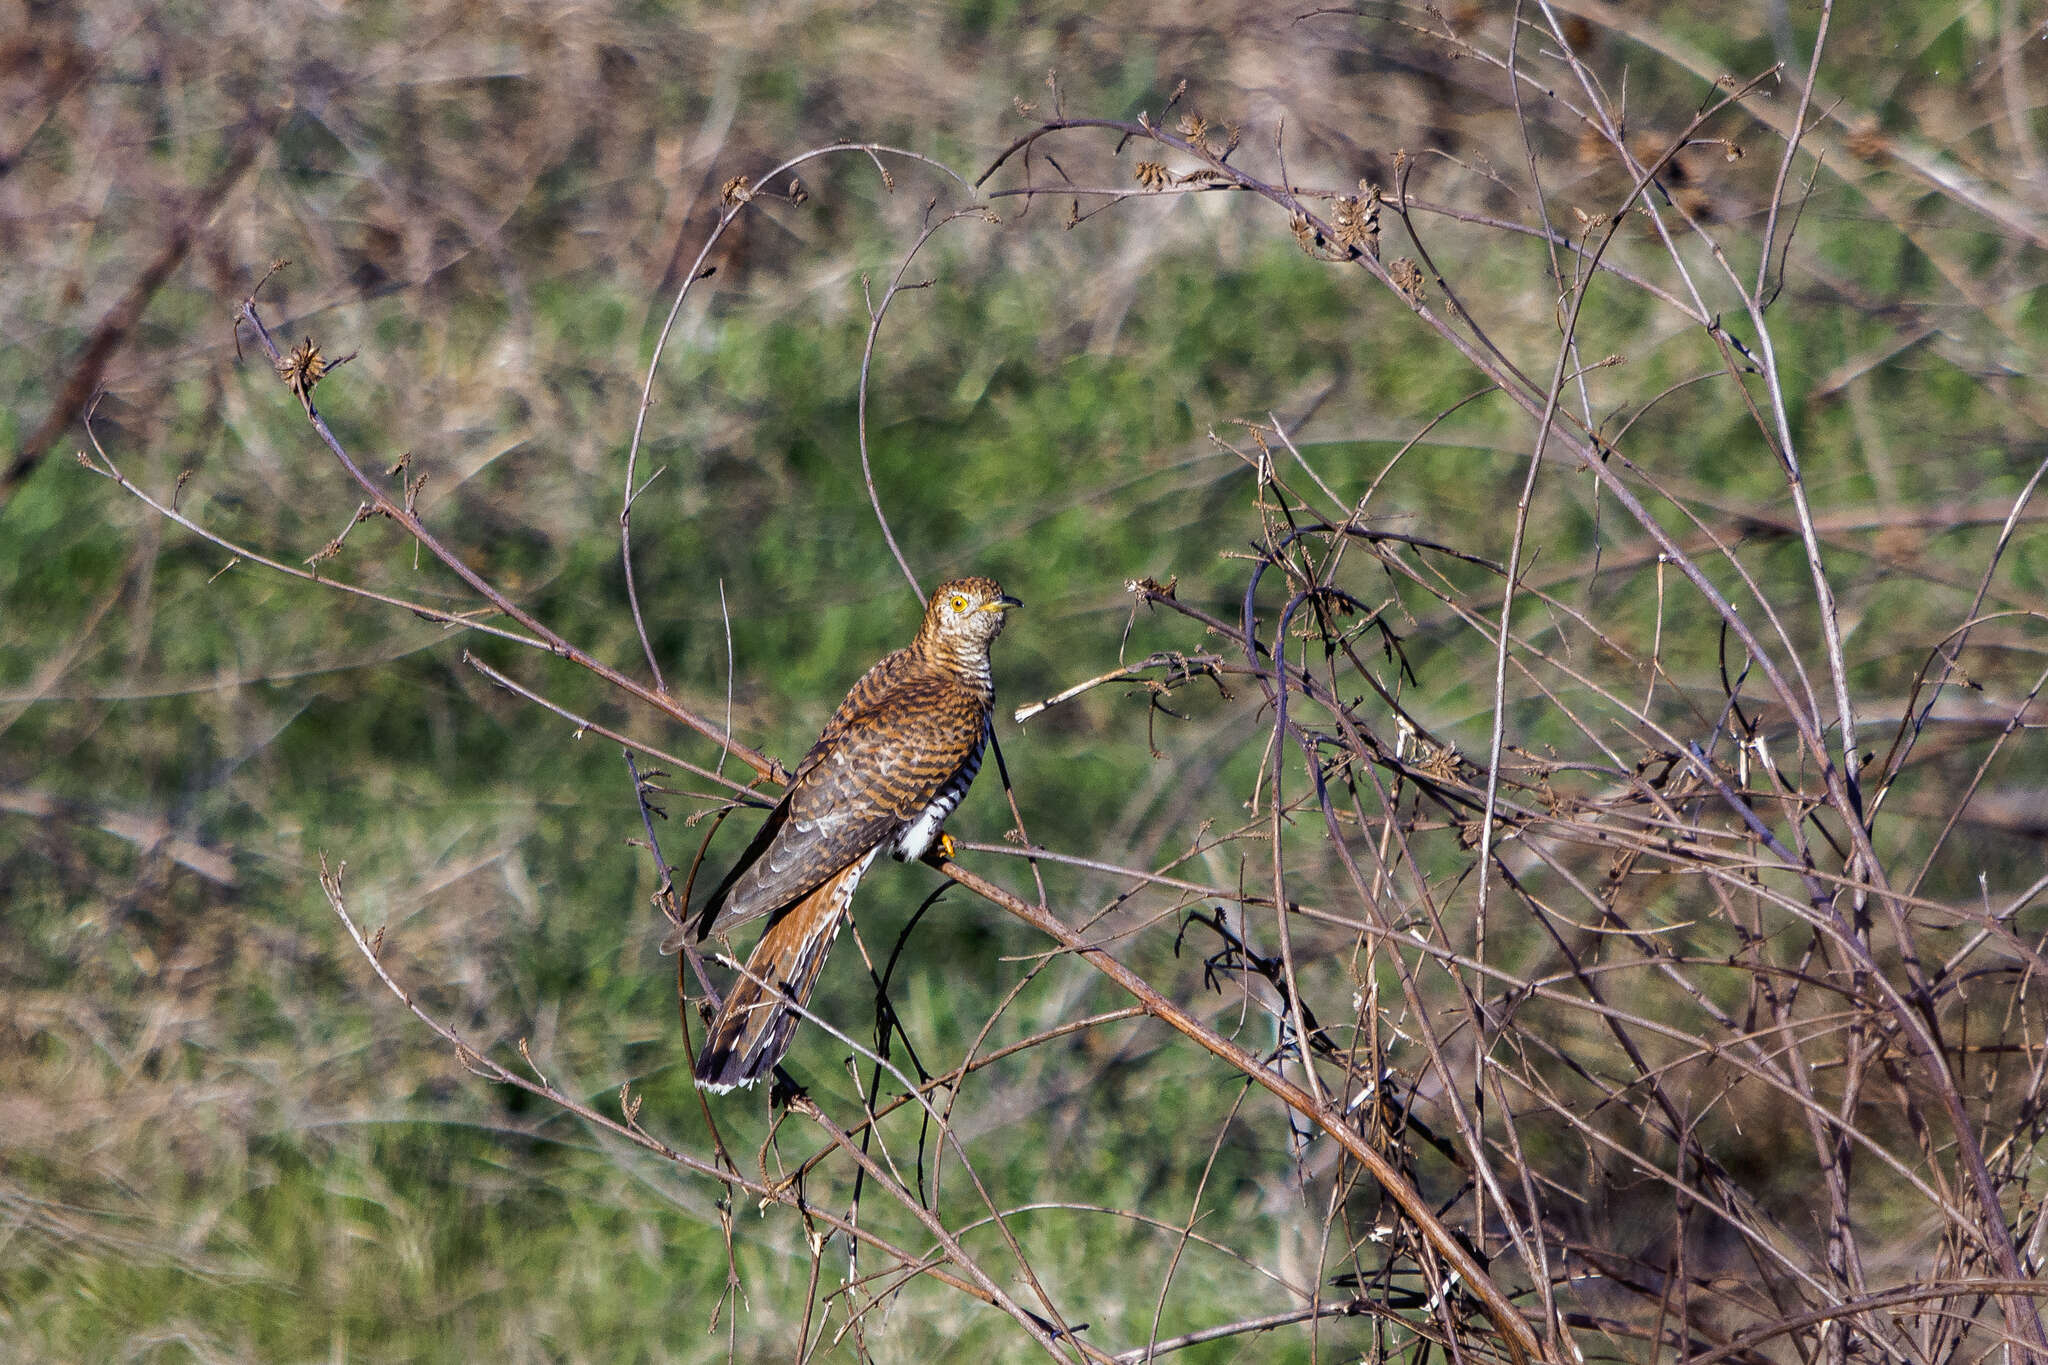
[4,3,2046,1362]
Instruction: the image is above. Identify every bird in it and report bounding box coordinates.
[684,576,1021,1092]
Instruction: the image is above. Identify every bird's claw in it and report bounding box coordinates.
[936,832,957,862]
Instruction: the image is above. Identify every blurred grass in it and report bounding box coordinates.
[4,0,2046,1360]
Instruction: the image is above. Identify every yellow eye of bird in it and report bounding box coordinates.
[949,594,968,612]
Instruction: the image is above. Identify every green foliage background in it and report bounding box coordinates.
[3,2,2045,1360]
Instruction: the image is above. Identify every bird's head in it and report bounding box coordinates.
[917,576,1021,665]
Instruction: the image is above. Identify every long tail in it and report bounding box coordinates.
[694,854,871,1092]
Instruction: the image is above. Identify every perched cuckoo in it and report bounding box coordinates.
[687,576,1021,1092]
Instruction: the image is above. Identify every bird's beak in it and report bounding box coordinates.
[984,594,1023,612]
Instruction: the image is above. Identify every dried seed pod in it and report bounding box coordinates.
[1134,161,1172,191]
[1289,210,1318,255]
[1334,182,1381,259]
[1390,258,1426,306]
[1412,738,1460,782]
[276,337,350,403]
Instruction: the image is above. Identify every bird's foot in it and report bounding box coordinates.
[935,831,957,862]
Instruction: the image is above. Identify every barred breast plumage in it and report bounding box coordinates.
[892,728,985,861]
[689,577,1020,1093]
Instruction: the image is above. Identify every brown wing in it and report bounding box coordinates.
[695,650,986,938]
